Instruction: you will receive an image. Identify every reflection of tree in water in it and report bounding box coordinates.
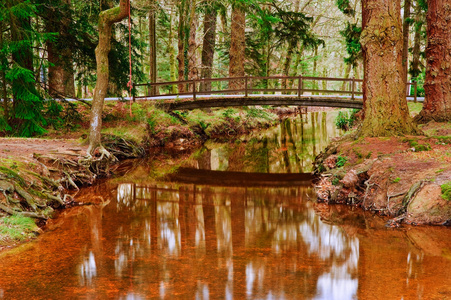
[98,182,358,299]
[1,173,450,299]
[191,111,343,174]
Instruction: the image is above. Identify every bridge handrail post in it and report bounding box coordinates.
[245,76,248,97]
[193,80,196,100]
[351,77,355,100]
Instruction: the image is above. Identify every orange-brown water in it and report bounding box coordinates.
[0,113,450,299]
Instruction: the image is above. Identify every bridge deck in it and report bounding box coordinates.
[154,95,364,111]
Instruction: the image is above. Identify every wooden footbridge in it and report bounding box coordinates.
[133,76,418,111]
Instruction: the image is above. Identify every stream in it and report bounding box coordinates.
[0,111,450,299]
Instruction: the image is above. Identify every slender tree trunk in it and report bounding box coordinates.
[149,1,157,95]
[402,0,411,83]
[341,63,351,91]
[168,9,177,93]
[87,0,130,156]
[177,0,189,92]
[359,0,419,137]
[219,7,227,44]
[0,20,8,120]
[200,1,217,92]
[282,42,296,91]
[410,12,423,79]
[282,0,300,90]
[187,0,198,91]
[313,46,318,94]
[229,2,245,90]
[416,0,451,122]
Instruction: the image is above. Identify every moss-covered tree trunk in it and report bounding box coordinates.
[416,0,451,122]
[229,2,245,90]
[87,0,129,157]
[359,0,419,137]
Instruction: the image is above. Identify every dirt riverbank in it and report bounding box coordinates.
[314,121,451,226]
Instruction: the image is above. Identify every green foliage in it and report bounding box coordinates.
[335,111,349,130]
[335,109,358,130]
[404,139,432,152]
[340,22,362,67]
[410,70,425,97]
[44,100,63,129]
[441,182,451,201]
[222,108,237,118]
[245,107,271,120]
[336,0,355,16]
[392,177,401,183]
[243,1,323,78]
[332,177,340,186]
[0,215,38,242]
[336,156,348,167]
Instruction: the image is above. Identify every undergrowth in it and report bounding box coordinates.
[0,215,39,244]
[442,182,451,201]
[335,109,359,130]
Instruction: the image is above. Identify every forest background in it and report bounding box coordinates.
[0,0,428,138]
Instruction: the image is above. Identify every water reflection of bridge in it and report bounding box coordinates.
[163,168,314,187]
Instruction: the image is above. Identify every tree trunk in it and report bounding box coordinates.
[47,0,75,98]
[410,11,423,79]
[47,46,75,98]
[402,0,411,83]
[282,0,300,90]
[229,2,245,90]
[177,0,189,93]
[169,9,177,93]
[416,0,451,122]
[341,63,351,91]
[187,0,198,92]
[359,0,419,137]
[87,0,129,156]
[282,42,296,91]
[200,1,217,92]
[0,20,8,120]
[149,1,157,95]
[46,0,75,97]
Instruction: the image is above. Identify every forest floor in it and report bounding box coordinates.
[314,104,451,226]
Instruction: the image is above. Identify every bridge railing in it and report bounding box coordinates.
[133,76,417,102]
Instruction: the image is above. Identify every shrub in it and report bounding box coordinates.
[336,156,348,167]
[441,182,451,201]
[335,109,360,130]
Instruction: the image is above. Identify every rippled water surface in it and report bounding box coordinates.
[0,112,450,299]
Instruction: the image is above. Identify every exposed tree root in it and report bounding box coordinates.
[0,135,144,220]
